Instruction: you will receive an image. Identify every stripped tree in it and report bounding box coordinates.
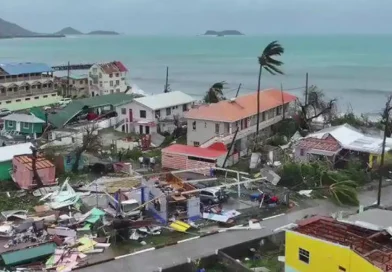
[72,124,102,172]
[203,81,227,103]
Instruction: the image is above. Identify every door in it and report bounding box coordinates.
[244,118,248,129]
[145,126,150,135]
[129,109,133,122]
[16,121,20,132]
[139,125,143,134]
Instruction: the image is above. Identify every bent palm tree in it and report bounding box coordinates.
[204,81,226,104]
[256,41,284,135]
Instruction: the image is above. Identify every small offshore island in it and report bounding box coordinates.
[203,30,244,36]
[0,18,119,39]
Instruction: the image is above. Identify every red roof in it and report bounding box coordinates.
[115,61,128,72]
[162,144,227,159]
[99,61,128,74]
[297,136,341,152]
[185,89,297,122]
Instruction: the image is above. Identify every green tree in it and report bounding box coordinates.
[256,41,284,135]
[203,81,226,103]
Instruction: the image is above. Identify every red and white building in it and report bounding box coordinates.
[88,61,129,96]
[161,143,227,175]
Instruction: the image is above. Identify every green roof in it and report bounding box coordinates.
[1,242,56,266]
[48,93,135,128]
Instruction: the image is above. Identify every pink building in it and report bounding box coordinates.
[161,143,227,175]
[12,155,57,189]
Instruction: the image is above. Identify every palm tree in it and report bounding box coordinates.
[256,41,284,135]
[203,81,226,104]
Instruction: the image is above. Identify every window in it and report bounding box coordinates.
[121,108,126,115]
[338,266,346,272]
[23,122,29,129]
[155,110,160,119]
[43,95,48,98]
[116,73,119,77]
[72,80,75,84]
[204,122,207,128]
[261,112,266,122]
[140,110,146,118]
[109,74,113,78]
[89,81,92,86]
[193,141,200,147]
[16,99,21,102]
[34,96,39,99]
[8,121,13,127]
[52,94,56,97]
[189,156,215,163]
[110,81,113,87]
[277,106,282,115]
[25,98,30,101]
[116,80,120,85]
[166,107,171,116]
[93,68,98,73]
[99,82,103,87]
[215,123,220,134]
[299,248,309,264]
[300,149,305,156]
[192,121,196,130]
[98,72,102,78]
[200,190,213,196]
[182,104,188,112]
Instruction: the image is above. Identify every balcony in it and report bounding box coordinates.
[201,115,284,147]
[0,88,57,99]
[0,74,53,84]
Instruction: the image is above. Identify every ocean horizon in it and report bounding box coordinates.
[0,34,391,115]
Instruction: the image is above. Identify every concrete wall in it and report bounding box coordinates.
[186,119,225,146]
[143,182,168,223]
[187,196,201,221]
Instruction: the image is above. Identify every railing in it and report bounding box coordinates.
[201,115,284,147]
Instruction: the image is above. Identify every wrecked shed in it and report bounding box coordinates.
[12,155,57,189]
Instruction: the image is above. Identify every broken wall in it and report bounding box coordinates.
[187,196,200,221]
[142,182,168,223]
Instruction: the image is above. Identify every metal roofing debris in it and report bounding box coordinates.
[1,113,45,123]
[134,91,196,110]
[0,142,33,163]
[0,62,53,76]
[14,155,55,170]
[46,93,135,128]
[307,123,389,154]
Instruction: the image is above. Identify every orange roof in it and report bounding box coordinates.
[185,89,297,122]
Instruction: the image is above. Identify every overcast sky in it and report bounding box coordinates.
[1,0,392,35]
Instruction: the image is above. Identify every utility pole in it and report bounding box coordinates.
[304,72,309,105]
[280,83,285,119]
[164,66,170,93]
[67,61,70,97]
[235,83,242,98]
[377,95,392,206]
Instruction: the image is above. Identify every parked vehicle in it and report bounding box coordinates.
[0,108,11,117]
[58,98,72,106]
[199,188,229,205]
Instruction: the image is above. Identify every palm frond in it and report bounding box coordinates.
[258,41,285,75]
[264,66,276,75]
[265,63,284,75]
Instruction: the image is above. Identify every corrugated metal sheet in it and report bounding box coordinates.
[135,91,195,110]
[0,62,53,76]
[14,155,54,170]
[162,144,226,159]
[0,143,33,163]
[1,242,56,266]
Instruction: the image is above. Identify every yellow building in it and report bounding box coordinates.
[285,216,388,272]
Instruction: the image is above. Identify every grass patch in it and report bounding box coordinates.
[0,180,40,211]
[244,251,284,272]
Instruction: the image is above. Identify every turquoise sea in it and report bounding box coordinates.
[0,34,391,114]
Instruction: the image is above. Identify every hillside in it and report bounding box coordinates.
[0,17,64,38]
[204,30,244,36]
[55,27,83,35]
[87,30,119,35]
[0,17,36,37]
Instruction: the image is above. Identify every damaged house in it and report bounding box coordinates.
[294,123,392,168]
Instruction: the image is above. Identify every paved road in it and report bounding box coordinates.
[78,184,392,272]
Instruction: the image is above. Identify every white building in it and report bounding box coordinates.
[88,61,130,97]
[117,91,195,135]
[185,89,297,164]
[0,62,61,111]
